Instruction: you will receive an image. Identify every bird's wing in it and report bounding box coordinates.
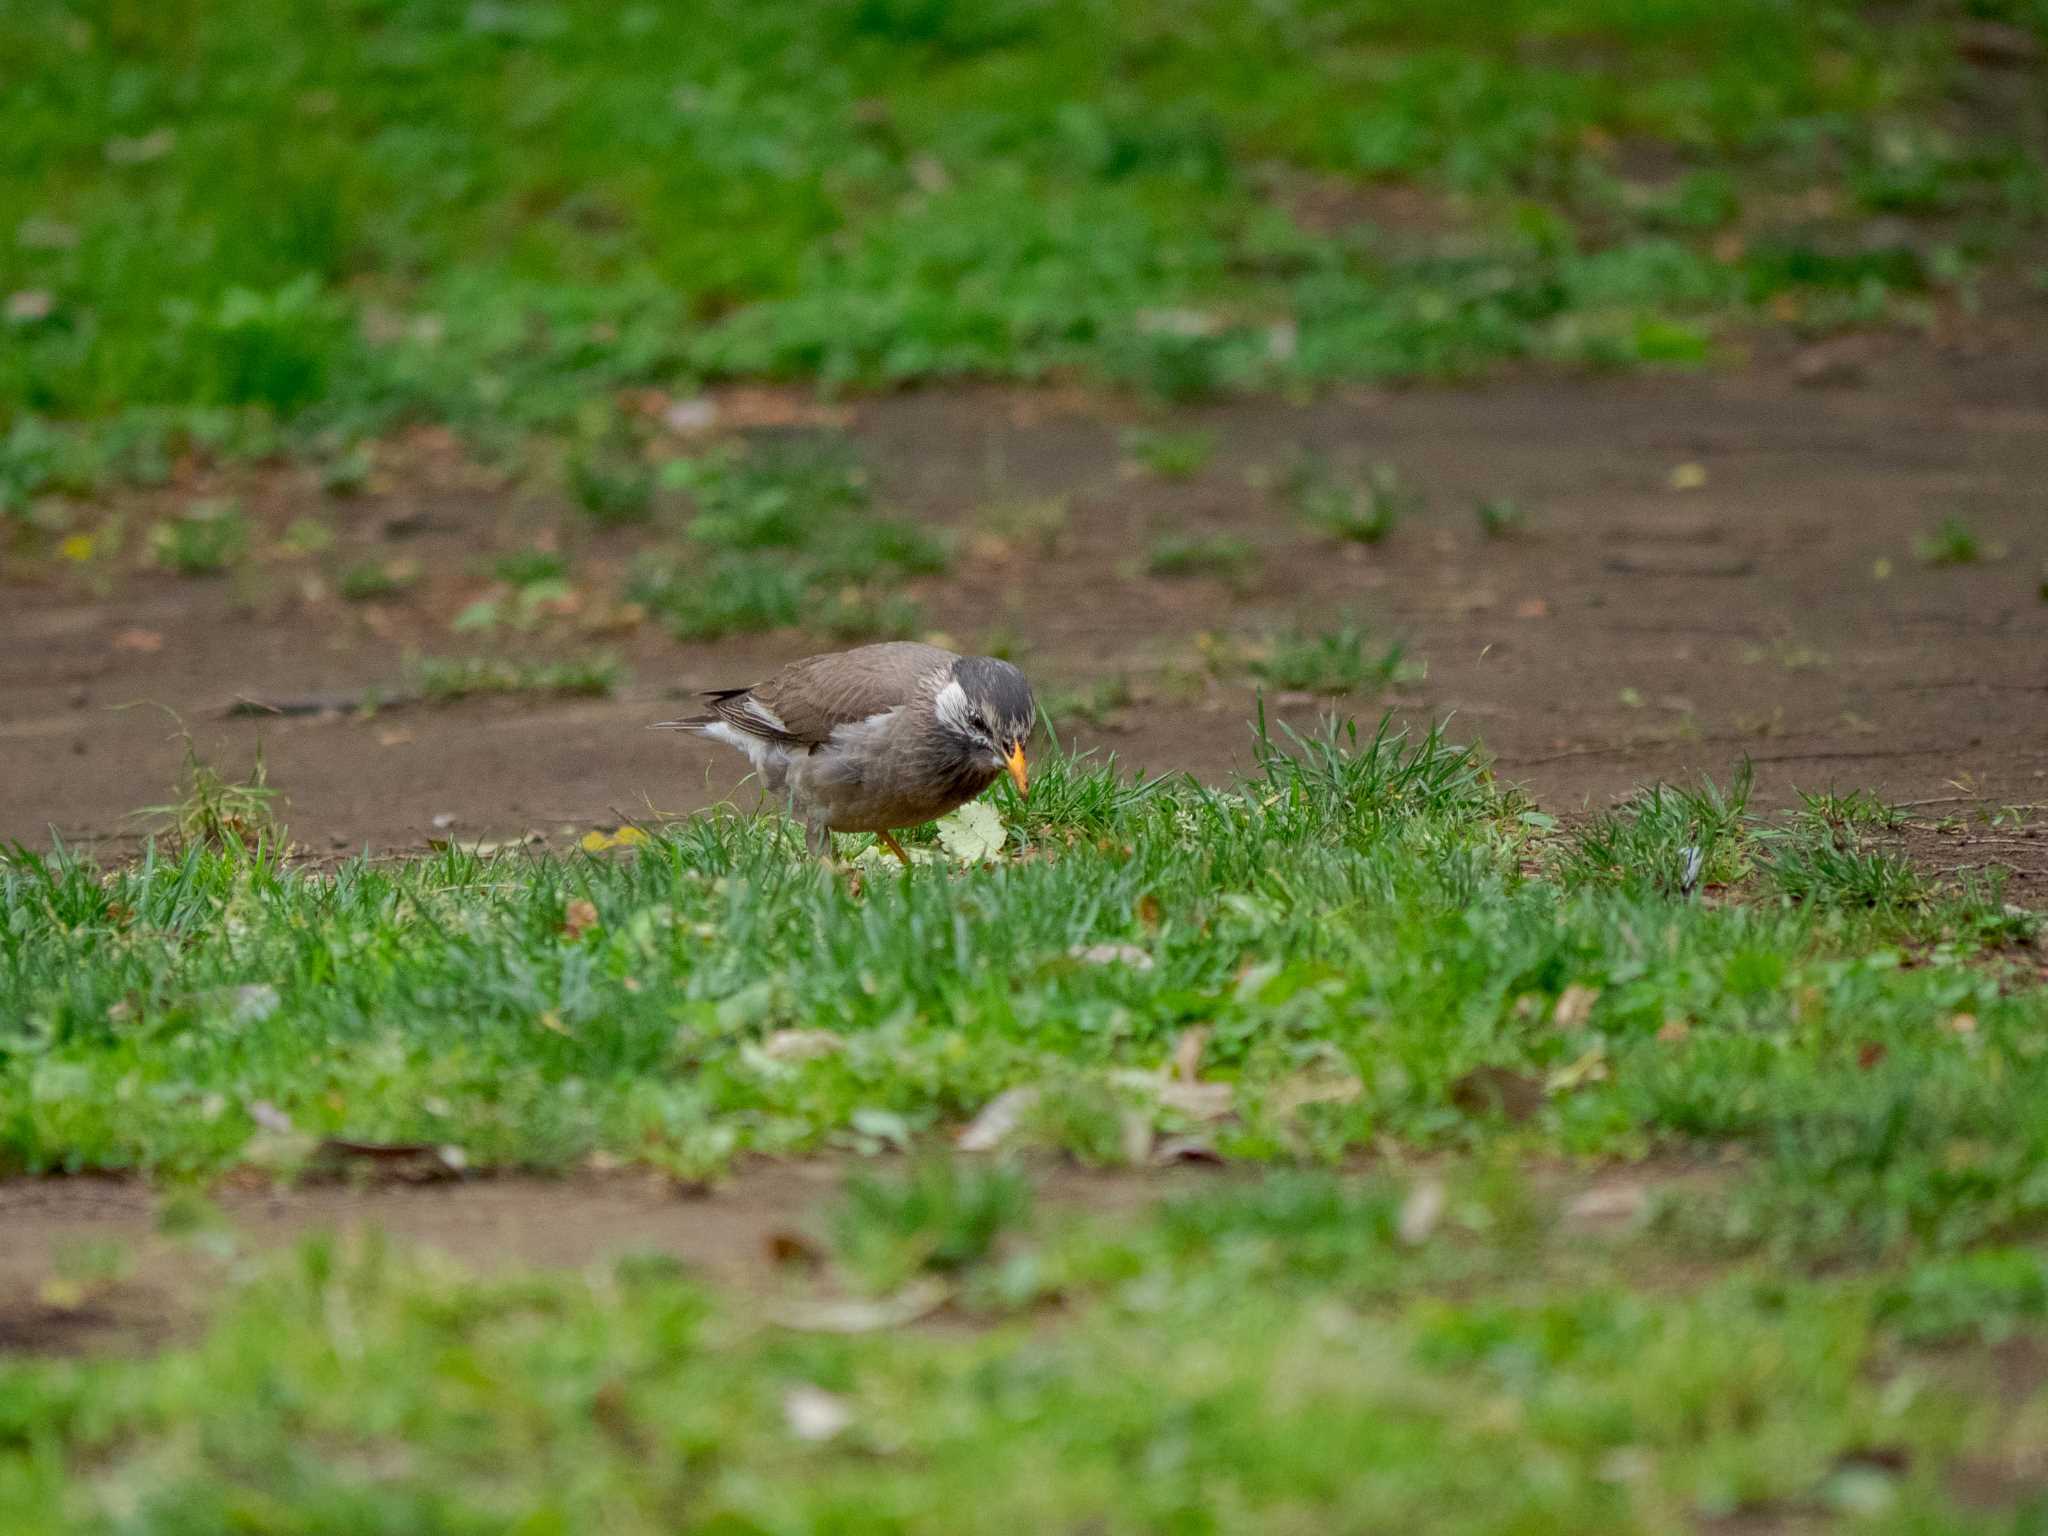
[671,642,958,747]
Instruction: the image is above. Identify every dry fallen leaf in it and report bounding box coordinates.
[956,1085,1041,1152]
[1552,984,1601,1032]
[1398,1178,1446,1245]
[765,1230,826,1270]
[1155,1078,1234,1121]
[561,899,600,939]
[783,1384,855,1443]
[1657,1018,1692,1044]
[1514,597,1550,619]
[1564,1183,1649,1229]
[1069,943,1154,971]
[1265,1068,1364,1120]
[1668,461,1708,491]
[760,1029,844,1064]
[771,1278,950,1334]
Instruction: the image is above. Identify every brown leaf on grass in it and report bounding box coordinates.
[955,1085,1041,1152]
[1155,1078,1234,1121]
[770,1278,950,1334]
[760,1029,844,1063]
[1397,1178,1446,1245]
[1135,892,1164,930]
[1564,1182,1649,1230]
[1551,984,1600,1031]
[1858,1042,1888,1070]
[1448,1066,1546,1123]
[1265,1067,1363,1119]
[1946,1013,1978,1037]
[1657,1018,1691,1044]
[561,898,600,939]
[1069,942,1154,971]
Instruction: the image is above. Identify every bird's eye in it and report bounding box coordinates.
[968,712,990,737]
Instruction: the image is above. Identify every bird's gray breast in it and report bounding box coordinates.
[792,707,995,832]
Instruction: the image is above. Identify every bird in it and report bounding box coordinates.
[653,642,1036,863]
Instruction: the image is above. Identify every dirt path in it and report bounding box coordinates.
[5,338,2046,878]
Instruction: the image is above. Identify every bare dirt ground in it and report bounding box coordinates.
[6,335,2046,886]
[3,340,2047,1349]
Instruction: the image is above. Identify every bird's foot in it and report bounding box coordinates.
[876,830,913,867]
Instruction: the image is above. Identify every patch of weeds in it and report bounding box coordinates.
[132,726,285,852]
[1250,623,1415,695]
[1762,831,1926,911]
[337,559,420,602]
[1476,497,1527,539]
[567,443,655,527]
[1560,763,1754,896]
[633,439,943,640]
[1122,426,1217,480]
[628,553,805,640]
[977,495,1069,557]
[812,588,924,641]
[276,517,335,557]
[407,652,623,701]
[1146,532,1258,586]
[829,1157,1031,1293]
[318,446,373,497]
[810,519,951,584]
[1029,1077,1144,1167]
[1914,517,1985,566]
[148,499,249,575]
[491,548,570,588]
[1042,675,1134,729]
[1795,788,1908,833]
[1288,461,1418,545]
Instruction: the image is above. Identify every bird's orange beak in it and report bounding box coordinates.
[1004,741,1029,798]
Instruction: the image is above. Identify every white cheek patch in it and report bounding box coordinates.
[933,678,974,734]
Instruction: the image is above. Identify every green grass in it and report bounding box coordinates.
[630,437,943,640]
[1122,426,1218,480]
[5,718,2048,1524]
[3,0,2042,485]
[2,717,2042,1260]
[8,1169,2048,1530]
[146,498,248,575]
[1476,495,1528,538]
[1915,516,1989,566]
[335,558,420,602]
[1249,622,1415,694]
[1288,460,1419,544]
[1145,531,1258,585]
[405,651,624,701]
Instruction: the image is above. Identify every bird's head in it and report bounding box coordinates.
[933,656,1036,796]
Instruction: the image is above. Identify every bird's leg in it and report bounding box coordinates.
[804,817,835,862]
[876,830,912,866]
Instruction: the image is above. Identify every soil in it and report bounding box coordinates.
[4,337,2048,1346]
[6,334,2046,885]
[0,1160,1225,1355]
